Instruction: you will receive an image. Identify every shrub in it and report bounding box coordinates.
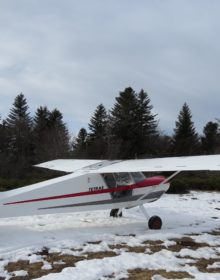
[167,173,220,194]
[0,168,67,192]
[167,178,189,194]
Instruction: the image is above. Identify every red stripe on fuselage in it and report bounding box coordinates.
[4,176,165,205]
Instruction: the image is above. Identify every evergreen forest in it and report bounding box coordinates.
[1,88,220,192]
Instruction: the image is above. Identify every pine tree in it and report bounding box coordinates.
[89,104,107,139]
[109,87,158,159]
[33,107,70,162]
[0,117,4,154]
[34,106,50,133]
[110,87,138,159]
[5,93,33,175]
[33,106,51,162]
[47,109,70,159]
[201,121,219,154]
[72,128,88,158]
[87,104,108,158]
[172,103,200,156]
[135,89,158,157]
[0,119,10,176]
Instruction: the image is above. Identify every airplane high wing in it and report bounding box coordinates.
[1,155,220,229]
[36,155,220,173]
[35,159,105,173]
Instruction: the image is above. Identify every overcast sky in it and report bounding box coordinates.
[0,0,219,135]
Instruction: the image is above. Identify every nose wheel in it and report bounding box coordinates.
[148,215,162,230]
[139,205,162,230]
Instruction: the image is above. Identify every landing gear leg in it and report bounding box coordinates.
[139,205,162,230]
[110,208,122,217]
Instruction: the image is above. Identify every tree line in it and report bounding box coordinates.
[1,88,220,181]
[72,87,220,159]
[0,93,69,178]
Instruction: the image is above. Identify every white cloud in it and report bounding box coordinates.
[0,0,220,135]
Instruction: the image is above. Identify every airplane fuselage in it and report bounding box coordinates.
[0,171,169,218]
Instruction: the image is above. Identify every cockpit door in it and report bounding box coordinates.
[102,173,133,199]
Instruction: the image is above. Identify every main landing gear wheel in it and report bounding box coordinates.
[110,208,122,217]
[148,215,162,230]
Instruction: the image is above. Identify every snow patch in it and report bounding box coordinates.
[0,191,219,279]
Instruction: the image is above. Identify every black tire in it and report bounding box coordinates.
[118,211,122,217]
[148,215,162,230]
[110,208,122,217]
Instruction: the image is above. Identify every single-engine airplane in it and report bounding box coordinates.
[1,155,220,229]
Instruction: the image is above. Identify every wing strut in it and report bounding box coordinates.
[139,205,150,219]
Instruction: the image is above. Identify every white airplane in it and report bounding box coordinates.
[0,155,220,229]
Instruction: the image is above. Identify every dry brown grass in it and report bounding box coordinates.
[193,258,220,273]
[123,268,194,280]
[6,261,45,279]
[109,244,147,253]
[2,231,220,280]
[86,240,102,245]
[86,251,117,260]
[4,250,118,280]
[209,229,220,236]
[168,237,209,252]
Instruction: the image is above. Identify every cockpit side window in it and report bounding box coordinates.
[102,173,133,199]
[131,172,145,183]
[114,173,132,186]
[102,174,116,188]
